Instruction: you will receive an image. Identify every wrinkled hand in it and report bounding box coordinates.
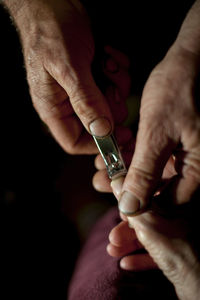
[116,46,200,216]
[94,1,200,206]
[5,0,130,154]
[108,207,200,300]
[110,1,200,215]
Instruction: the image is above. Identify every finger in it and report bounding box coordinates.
[115,101,177,215]
[109,221,138,247]
[107,242,142,258]
[94,149,133,194]
[94,155,105,170]
[172,144,200,204]
[27,65,99,154]
[34,96,98,154]
[92,169,111,193]
[127,212,187,276]
[47,114,98,154]
[162,174,200,206]
[47,59,114,138]
[120,253,158,271]
[111,177,125,200]
[93,150,132,193]
[154,148,200,206]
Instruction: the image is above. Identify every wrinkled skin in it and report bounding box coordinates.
[108,207,200,300]
[109,1,200,214]
[4,0,131,154]
[121,46,200,208]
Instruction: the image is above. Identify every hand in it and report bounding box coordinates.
[110,1,200,215]
[127,210,200,300]
[108,195,200,300]
[4,0,130,154]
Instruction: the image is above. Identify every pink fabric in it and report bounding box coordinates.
[68,207,177,300]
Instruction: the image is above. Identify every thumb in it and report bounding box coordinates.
[116,114,177,216]
[64,65,113,137]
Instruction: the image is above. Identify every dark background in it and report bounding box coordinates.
[0,1,195,299]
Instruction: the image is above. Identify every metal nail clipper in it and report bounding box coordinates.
[93,134,127,180]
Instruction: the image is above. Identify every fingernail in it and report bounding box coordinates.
[105,57,119,73]
[89,117,112,137]
[118,192,141,216]
[110,176,124,199]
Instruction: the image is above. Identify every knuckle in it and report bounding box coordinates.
[184,151,200,181]
[65,144,77,155]
[126,166,156,200]
[70,87,98,121]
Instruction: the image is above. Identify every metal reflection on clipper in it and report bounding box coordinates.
[93,134,127,180]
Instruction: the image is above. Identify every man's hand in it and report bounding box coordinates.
[4,0,127,154]
[111,0,200,215]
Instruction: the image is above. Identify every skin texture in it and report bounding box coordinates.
[94,137,200,299]
[108,209,200,300]
[3,0,200,298]
[107,0,200,214]
[93,2,200,206]
[5,0,200,201]
[120,46,200,207]
[92,7,200,297]
[3,0,131,154]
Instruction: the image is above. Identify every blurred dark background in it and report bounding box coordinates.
[0,1,195,299]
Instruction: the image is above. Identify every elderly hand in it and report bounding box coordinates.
[108,202,200,300]
[109,0,200,216]
[3,0,131,154]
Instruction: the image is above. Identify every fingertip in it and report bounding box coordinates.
[106,243,112,255]
[120,254,158,271]
[108,227,116,245]
[108,225,124,247]
[92,170,112,193]
[120,257,131,270]
[106,243,120,258]
[94,154,104,170]
[110,176,124,200]
[109,220,136,247]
